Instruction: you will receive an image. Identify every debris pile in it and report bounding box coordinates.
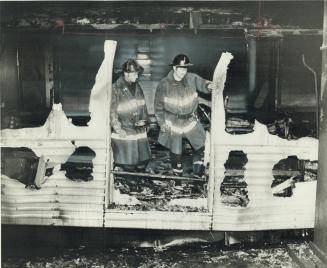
[272,156,318,197]
[287,242,324,267]
[303,160,318,182]
[111,176,207,212]
[267,113,316,139]
[145,150,172,175]
[225,116,254,134]
[220,151,249,207]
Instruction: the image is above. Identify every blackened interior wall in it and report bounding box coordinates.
[54,30,247,116]
[0,33,52,128]
[0,36,19,111]
[1,30,321,127]
[279,35,322,110]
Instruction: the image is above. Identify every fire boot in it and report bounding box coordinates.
[172,163,183,176]
[170,152,183,176]
[193,161,205,178]
[193,147,205,178]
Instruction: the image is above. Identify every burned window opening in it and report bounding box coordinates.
[272,156,318,197]
[110,140,208,212]
[220,150,249,207]
[61,146,96,182]
[67,115,91,127]
[1,147,51,189]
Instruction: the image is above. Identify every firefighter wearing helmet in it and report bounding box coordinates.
[111,59,151,171]
[154,54,215,177]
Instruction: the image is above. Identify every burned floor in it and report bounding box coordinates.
[1,225,320,268]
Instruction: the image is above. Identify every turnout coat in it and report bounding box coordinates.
[154,70,211,155]
[110,76,151,165]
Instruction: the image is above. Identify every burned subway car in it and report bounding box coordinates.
[0,2,321,230]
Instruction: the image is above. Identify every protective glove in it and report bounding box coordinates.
[161,124,171,133]
[207,82,217,92]
[118,129,127,138]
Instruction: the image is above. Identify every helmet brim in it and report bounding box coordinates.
[169,63,193,67]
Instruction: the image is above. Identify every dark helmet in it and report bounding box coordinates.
[122,59,144,73]
[169,54,193,67]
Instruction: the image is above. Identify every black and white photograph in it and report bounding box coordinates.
[0,0,326,267]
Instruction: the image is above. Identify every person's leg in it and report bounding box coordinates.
[193,146,205,177]
[170,151,183,175]
[136,160,149,172]
[116,164,136,172]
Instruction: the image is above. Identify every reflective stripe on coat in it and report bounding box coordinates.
[110,76,151,165]
[111,129,150,165]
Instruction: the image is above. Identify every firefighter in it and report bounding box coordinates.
[111,59,151,172]
[154,54,215,177]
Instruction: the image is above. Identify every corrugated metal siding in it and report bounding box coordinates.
[211,144,317,231]
[1,139,107,227]
[104,211,211,230]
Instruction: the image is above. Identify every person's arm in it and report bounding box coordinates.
[139,84,149,121]
[193,73,214,94]
[110,85,126,136]
[154,82,167,130]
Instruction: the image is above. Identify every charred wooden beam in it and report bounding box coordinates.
[111,170,207,182]
[247,28,322,38]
